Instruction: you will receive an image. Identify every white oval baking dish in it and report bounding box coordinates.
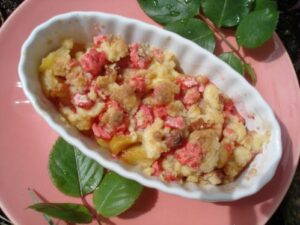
[18,11,282,201]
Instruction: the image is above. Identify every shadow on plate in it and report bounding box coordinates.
[214,28,283,63]
[118,187,158,219]
[242,37,283,63]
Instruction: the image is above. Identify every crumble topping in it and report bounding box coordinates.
[39,34,269,185]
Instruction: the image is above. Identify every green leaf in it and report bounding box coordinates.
[201,0,250,27]
[138,0,201,25]
[244,63,257,84]
[236,8,279,48]
[255,0,277,11]
[165,18,215,52]
[49,138,104,197]
[93,171,143,217]
[29,203,92,224]
[219,52,244,75]
[247,0,256,10]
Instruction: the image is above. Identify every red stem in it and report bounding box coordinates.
[80,196,102,225]
[198,13,248,65]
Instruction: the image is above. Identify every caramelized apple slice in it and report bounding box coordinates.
[96,138,110,150]
[121,145,154,167]
[109,134,139,155]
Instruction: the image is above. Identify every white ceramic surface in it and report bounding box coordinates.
[18,11,282,201]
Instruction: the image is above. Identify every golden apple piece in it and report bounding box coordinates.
[121,145,154,166]
[96,138,110,150]
[39,52,56,72]
[109,134,139,155]
[217,148,230,169]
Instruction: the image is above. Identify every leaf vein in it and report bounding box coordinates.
[218,0,228,27]
[97,177,121,211]
[73,148,83,196]
[192,32,212,42]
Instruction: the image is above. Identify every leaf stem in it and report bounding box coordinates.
[27,188,55,225]
[198,12,257,84]
[80,196,102,225]
[198,13,247,64]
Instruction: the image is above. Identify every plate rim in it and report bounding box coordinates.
[18,10,282,202]
[0,0,299,224]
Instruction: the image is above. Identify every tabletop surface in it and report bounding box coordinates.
[0,0,299,225]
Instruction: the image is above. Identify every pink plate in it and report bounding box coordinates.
[0,0,299,224]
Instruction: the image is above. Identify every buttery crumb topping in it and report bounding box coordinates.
[39,34,269,185]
